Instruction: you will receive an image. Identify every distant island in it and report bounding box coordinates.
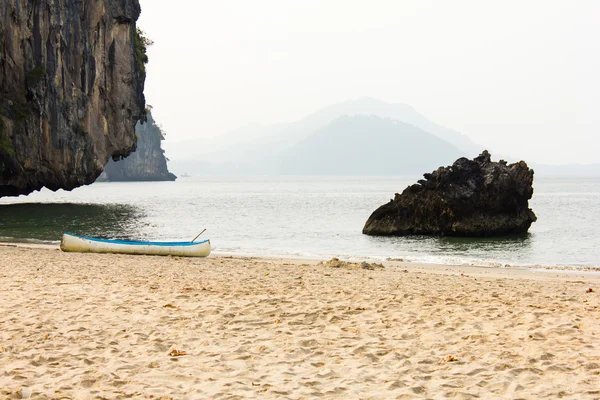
[166,97,477,176]
[165,97,600,177]
[100,110,176,182]
[278,115,464,175]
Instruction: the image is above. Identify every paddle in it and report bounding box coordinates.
[191,229,206,242]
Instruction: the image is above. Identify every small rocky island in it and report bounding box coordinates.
[363,151,537,237]
[100,111,176,181]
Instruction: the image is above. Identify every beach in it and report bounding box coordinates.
[1,244,599,399]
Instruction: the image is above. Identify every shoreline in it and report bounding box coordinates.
[2,240,599,274]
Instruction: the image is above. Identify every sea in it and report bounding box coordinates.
[0,176,599,269]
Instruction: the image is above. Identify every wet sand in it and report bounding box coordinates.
[1,244,599,399]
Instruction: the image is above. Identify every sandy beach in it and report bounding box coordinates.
[1,244,599,399]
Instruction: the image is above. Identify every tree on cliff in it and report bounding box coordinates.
[134,29,153,83]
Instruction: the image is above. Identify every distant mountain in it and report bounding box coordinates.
[164,97,481,168]
[162,98,600,177]
[278,115,464,175]
[288,97,482,156]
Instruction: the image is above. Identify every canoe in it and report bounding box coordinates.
[60,232,211,257]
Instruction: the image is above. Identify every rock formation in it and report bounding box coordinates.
[100,111,176,181]
[363,151,537,237]
[0,0,145,197]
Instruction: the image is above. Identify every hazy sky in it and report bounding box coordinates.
[138,0,599,165]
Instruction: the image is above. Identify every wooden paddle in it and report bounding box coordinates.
[191,229,206,242]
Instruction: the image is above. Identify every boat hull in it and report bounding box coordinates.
[60,233,211,257]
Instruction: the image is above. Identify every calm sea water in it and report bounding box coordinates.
[0,176,598,268]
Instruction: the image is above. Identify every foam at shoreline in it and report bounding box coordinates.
[2,238,599,272]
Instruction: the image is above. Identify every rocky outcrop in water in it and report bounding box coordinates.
[101,111,176,181]
[0,0,145,197]
[363,151,537,237]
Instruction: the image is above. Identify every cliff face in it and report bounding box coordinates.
[0,0,145,197]
[101,111,176,181]
[363,151,537,237]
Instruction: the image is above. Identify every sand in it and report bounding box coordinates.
[1,244,600,399]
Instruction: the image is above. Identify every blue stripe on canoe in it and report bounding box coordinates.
[64,232,209,247]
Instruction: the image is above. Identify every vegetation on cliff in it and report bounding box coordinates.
[134,28,152,84]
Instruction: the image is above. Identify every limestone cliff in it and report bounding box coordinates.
[0,0,145,197]
[101,111,176,181]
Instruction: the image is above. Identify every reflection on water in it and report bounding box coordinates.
[366,233,533,265]
[435,233,532,251]
[0,203,144,242]
[432,234,533,264]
